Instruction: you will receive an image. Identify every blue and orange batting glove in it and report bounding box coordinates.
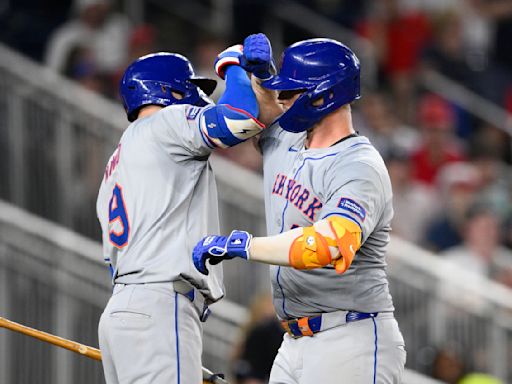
[193,230,252,275]
[241,33,276,81]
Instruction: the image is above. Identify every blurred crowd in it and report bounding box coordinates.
[1,0,512,383]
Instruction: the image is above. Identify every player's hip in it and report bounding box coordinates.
[280,310,403,342]
[100,282,204,320]
[271,313,406,383]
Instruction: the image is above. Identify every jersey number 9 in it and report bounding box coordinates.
[108,184,130,248]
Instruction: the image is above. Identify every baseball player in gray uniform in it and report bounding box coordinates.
[96,48,265,384]
[193,35,406,383]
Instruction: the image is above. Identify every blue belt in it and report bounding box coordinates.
[281,311,378,338]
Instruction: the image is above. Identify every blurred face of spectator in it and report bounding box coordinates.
[64,45,104,93]
[361,93,394,132]
[495,267,512,288]
[387,157,412,190]
[78,1,110,28]
[424,127,450,150]
[472,157,499,187]
[446,184,477,222]
[381,0,400,19]
[418,94,455,147]
[432,348,465,384]
[437,163,482,225]
[464,211,500,258]
[128,25,157,61]
[437,13,463,57]
[474,123,510,162]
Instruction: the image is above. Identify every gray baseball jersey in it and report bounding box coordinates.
[96,104,224,302]
[259,124,395,319]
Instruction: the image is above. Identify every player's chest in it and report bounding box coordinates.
[264,149,332,230]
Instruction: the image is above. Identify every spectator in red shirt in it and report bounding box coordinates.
[410,93,465,185]
[357,0,432,122]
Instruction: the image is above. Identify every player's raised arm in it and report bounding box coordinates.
[192,214,362,275]
[119,50,266,159]
[194,44,266,150]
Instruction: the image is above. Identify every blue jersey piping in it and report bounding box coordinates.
[175,292,181,384]
[372,316,378,384]
[276,152,340,318]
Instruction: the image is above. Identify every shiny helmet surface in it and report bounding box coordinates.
[262,38,360,132]
[120,52,217,122]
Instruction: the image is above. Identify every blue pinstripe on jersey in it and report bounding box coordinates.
[372,316,378,384]
[276,151,340,318]
[175,293,181,384]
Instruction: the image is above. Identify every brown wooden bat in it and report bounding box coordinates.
[0,316,228,384]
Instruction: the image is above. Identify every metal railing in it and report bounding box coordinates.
[387,238,512,381]
[0,200,240,383]
[0,199,445,384]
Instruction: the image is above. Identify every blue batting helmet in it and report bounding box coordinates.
[262,38,360,133]
[120,52,217,122]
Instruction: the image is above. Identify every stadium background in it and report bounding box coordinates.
[0,0,512,383]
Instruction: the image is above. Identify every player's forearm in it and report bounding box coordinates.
[248,220,339,266]
[201,66,265,148]
[194,216,362,275]
[249,229,301,266]
[251,76,283,126]
[219,66,259,117]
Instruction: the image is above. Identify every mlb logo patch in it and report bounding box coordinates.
[186,106,201,120]
[337,198,366,221]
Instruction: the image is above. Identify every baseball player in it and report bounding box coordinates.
[96,49,265,384]
[193,35,406,383]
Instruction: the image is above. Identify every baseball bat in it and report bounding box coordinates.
[0,316,228,384]
[0,316,102,360]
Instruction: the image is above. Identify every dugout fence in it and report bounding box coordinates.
[1,43,512,382]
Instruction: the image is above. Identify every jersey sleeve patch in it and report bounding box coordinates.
[186,106,201,120]
[337,198,366,221]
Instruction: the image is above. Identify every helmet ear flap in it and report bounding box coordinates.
[307,80,333,110]
[278,74,360,132]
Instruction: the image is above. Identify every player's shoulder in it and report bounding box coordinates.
[337,136,385,164]
[158,103,213,121]
[328,135,388,177]
[136,103,214,139]
[120,104,208,142]
[259,122,304,153]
